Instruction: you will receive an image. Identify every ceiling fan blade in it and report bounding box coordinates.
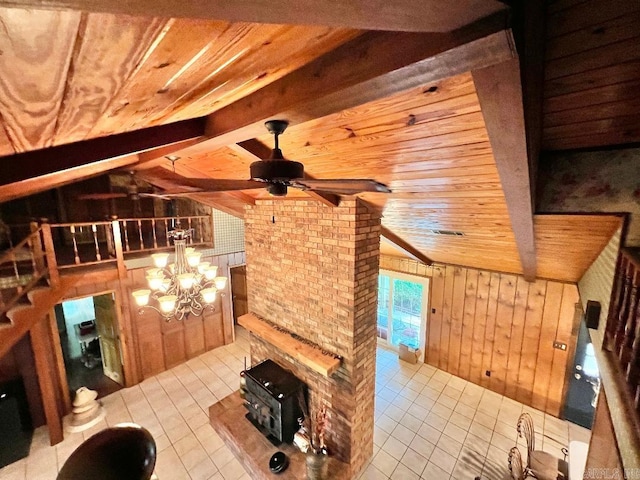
[136,167,264,192]
[291,178,391,194]
[77,192,128,200]
[137,192,175,200]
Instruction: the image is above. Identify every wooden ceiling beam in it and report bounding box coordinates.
[0,154,140,203]
[380,226,433,265]
[0,118,205,203]
[512,0,546,207]
[0,1,507,33]
[234,140,340,207]
[167,13,515,157]
[135,136,208,168]
[472,58,537,281]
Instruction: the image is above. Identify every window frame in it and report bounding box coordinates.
[377,269,430,362]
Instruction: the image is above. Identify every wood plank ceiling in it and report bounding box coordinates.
[543,0,640,150]
[0,3,625,283]
[0,9,358,152]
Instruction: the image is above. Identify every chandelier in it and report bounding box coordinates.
[131,225,227,321]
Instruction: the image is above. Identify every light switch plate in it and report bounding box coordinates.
[553,341,567,351]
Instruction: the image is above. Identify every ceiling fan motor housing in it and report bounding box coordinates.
[250,159,304,183]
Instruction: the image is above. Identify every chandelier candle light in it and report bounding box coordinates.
[132,225,227,321]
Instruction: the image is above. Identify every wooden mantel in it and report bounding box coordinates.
[238,313,341,377]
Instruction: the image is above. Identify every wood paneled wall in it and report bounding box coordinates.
[126,250,244,380]
[380,255,580,417]
[0,335,45,427]
[543,0,640,150]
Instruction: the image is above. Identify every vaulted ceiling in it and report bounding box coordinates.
[0,0,634,283]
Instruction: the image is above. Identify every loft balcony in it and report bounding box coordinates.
[0,215,212,320]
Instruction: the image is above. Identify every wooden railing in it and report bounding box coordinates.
[46,215,211,269]
[605,248,640,417]
[0,215,212,316]
[0,225,47,316]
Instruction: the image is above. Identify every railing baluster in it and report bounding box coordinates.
[621,270,640,368]
[27,236,37,274]
[187,217,193,245]
[92,224,102,261]
[106,217,116,258]
[614,260,633,353]
[70,225,80,264]
[137,219,143,250]
[199,217,204,243]
[29,222,45,275]
[152,218,158,249]
[607,255,627,348]
[11,249,20,294]
[165,219,170,247]
[123,220,130,252]
[626,295,640,385]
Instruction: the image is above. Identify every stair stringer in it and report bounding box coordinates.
[0,276,80,359]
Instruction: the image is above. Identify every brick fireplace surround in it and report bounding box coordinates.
[244,198,381,476]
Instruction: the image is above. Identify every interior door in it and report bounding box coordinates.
[94,293,124,385]
[231,265,248,323]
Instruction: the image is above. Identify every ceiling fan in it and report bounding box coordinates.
[76,172,157,201]
[136,120,391,197]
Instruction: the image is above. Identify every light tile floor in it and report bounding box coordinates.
[0,329,590,480]
[362,346,590,479]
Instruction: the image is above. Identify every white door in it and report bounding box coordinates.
[94,293,124,385]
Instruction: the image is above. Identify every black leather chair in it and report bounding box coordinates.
[57,423,156,480]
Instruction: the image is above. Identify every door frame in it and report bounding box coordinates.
[51,289,126,412]
[230,263,248,324]
[378,269,430,362]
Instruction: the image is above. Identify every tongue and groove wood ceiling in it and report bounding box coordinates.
[0,1,629,283]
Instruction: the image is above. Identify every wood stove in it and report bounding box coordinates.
[243,359,305,444]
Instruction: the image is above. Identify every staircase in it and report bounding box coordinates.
[0,276,80,359]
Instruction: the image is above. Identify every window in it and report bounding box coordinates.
[377,270,429,359]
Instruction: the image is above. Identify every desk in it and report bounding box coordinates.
[73,324,99,368]
[74,324,98,352]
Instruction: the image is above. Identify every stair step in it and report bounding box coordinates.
[0,314,13,329]
[27,286,52,304]
[6,303,31,322]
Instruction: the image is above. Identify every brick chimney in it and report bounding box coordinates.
[244,198,380,476]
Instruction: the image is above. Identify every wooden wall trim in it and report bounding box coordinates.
[30,315,63,445]
[46,308,71,414]
[380,227,433,265]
